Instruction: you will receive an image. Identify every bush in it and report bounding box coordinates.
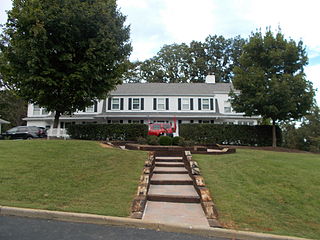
[137,136,147,145]
[159,136,173,146]
[172,136,181,146]
[67,124,148,141]
[147,135,159,145]
[178,137,195,147]
[179,124,282,146]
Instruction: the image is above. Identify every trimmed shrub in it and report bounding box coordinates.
[179,124,282,146]
[137,136,147,145]
[147,135,159,145]
[67,124,148,141]
[172,136,181,146]
[159,136,172,146]
[177,137,195,147]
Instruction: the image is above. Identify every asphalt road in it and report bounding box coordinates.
[0,215,231,240]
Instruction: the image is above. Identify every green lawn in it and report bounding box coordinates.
[0,140,146,217]
[195,150,320,239]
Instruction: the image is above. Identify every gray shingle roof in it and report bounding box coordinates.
[110,83,236,96]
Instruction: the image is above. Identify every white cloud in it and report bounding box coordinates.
[159,0,216,43]
[305,64,320,105]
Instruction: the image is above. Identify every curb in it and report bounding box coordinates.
[0,206,310,240]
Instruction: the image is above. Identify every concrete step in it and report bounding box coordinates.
[147,185,200,203]
[151,174,193,185]
[155,162,185,167]
[155,156,183,162]
[153,167,188,174]
[143,201,209,227]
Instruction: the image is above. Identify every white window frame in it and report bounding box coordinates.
[132,98,140,110]
[33,105,41,115]
[157,98,165,111]
[182,98,190,110]
[112,98,120,110]
[202,98,210,110]
[224,100,232,113]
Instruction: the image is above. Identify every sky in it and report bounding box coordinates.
[0,0,319,104]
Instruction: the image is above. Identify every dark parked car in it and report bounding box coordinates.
[0,126,47,140]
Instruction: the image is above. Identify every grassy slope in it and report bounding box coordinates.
[195,150,320,239]
[0,140,146,217]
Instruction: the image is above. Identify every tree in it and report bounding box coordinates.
[0,90,27,131]
[230,28,315,147]
[0,0,131,128]
[124,35,245,83]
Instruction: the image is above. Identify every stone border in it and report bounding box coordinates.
[183,151,221,228]
[130,151,155,219]
[0,206,310,240]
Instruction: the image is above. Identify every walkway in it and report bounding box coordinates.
[143,154,209,227]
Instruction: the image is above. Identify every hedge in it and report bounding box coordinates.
[179,124,282,146]
[67,124,148,141]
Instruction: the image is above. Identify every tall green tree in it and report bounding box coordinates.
[0,0,131,127]
[125,35,245,83]
[230,28,315,147]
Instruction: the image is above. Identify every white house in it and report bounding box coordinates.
[23,76,260,134]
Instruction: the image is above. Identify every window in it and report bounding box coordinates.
[41,108,48,115]
[157,98,165,110]
[224,101,231,113]
[86,105,94,112]
[132,120,140,124]
[112,98,120,110]
[33,105,41,115]
[182,98,189,110]
[202,120,210,124]
[202,99,210,110]
[132,98,140,110]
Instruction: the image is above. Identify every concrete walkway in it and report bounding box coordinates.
[143,155,209,227]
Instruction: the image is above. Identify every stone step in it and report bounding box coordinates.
[151,174,193,185]
[147,185,200,203]
[155,157,183,162]
[155,161,185,167]
[153,167,188,174]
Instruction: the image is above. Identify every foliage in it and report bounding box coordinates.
[172,136,182,146]
[230,28,314,147]
[67,124,147,141]
[195,150,320,239]
[0,140,146,217]
[179,124,282,146]
[158,136,172,146]
[124,35,245,83]
[282,106,320,152]
[0,90,27,131]
[146,135,159,145]
[0,0,131,127]
[177,137,195,147]
[136,136,147,145]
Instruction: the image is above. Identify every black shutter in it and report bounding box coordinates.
[210,120,214,124]
[107,120,111,124]
[120,98,124,110]
[166,98,169,110]
[178,120,182,124]
[128,98,132,110]
[128,120,132,123]
[178,98,181,110]
[141,98,144,110]
[120,120,123,124]
[199,120,202,123]
[190,98,194,110]
[153,98,157,110]
[215,99,220,113]
[94,101,98,112]
[140,120,144,124]
[198,98,202,110]
[210,98,214,110]
[108,98,112,110]
[190,120,194,123]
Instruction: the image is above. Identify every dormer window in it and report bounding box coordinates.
[132,98,140,110]
[112,98,120,110]
[202,99,210,110]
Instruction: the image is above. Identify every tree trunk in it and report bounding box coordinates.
[272,119,277,148]
[53,111,61,128]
